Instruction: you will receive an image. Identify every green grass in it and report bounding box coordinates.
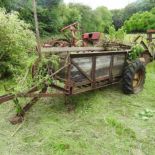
[0,62,155,155]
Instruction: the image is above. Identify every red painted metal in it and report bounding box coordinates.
[82,32,101,40]
[147,29,155,33]
[43,23,101,47]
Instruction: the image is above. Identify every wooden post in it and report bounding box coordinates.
[32,0,42,59]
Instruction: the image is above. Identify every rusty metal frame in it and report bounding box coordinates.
[0,47,130,124]
[0,47,129,104]
[69,52,127,95]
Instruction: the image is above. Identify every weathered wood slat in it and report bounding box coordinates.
[41,47,130,54]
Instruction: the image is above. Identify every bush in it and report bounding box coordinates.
[108,26,116,41]
[108,26,126,42]
[129,44,144,60]
[124,10,155,33]
[0,9,36,78]
[115,28,126,42]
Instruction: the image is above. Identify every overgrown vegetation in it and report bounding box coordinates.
[112,0,155,30]
[108,26,126,42]
[6,54,61,115]
[0,0,113,36]
[129,44,145,60]
[124,8,155,33]
[1,0,155,35]
[32,55,60,87]
[0,9,36,78]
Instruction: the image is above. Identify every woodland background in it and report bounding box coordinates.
[1,0,155,36]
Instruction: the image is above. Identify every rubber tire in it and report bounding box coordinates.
[122,60,146,94]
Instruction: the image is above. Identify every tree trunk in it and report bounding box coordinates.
[32,0,42,59]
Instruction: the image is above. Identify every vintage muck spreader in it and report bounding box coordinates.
[0,23,155,124]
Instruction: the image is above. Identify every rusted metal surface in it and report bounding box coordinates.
[0,86,38,104]
[0,94,15,104]
[73,81,120,95]
[91,56,96,88]
[132,34,154,63]
[42,22,132,48]
[67,51,127,94]
[10,86,48,125]
[42,22,102,47]
[82,32,101,46]
[147,29,155,33]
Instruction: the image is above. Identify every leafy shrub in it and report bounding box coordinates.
[108,26,126,42]
[108,26,116,41]
[124,10,155,33]
[129,44,144,60]
[0,8,36,78]
[115,28,126,42]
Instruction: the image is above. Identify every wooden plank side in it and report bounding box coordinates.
[42,47,104,53]
[41,47,130,54]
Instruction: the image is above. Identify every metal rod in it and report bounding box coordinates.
[0,86,39,104]
[91,56,96,88]
[71,59,92,82]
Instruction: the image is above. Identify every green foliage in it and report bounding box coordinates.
[8,0,64,36]
[13,55,37,93]
[8,54,60,113]
[0,0,16,11]
[0,1,113,36]
[112,0,155,30]
[106,117,136,139]
[33,55,60,86]
[116,28,126,42]
[108,26,116,41]
[0,9,36,78]
[38,0,62,8]
[124,10,155,33]
[13,98,23,115]
[68,3,95,32]
[94,6,112,32]
[67,4,112,33]
[129,44,145,60]
[62,4,81,26]
[111,9,124,30]
[12,54,60,95]
[108,26,126,42]
[54,3,112,35]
